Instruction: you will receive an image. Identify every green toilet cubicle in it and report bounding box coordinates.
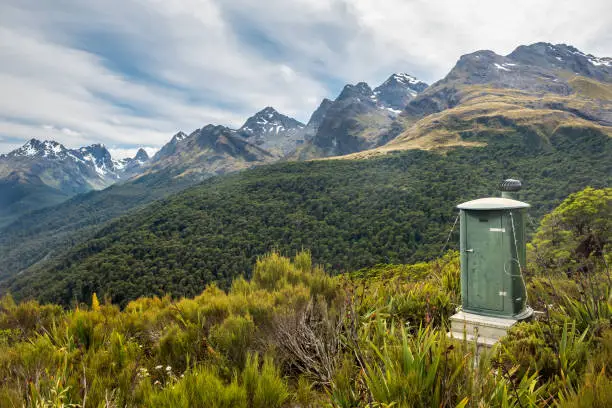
[457,180,533,319]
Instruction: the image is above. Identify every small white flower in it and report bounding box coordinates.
[154,380,161,385]
[155,365,163,370]
[181,374,185,378]
[166,365,172,371]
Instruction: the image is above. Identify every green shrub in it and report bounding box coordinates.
[243,353,289,408]
[500,321,558,379]
[558,369,612,408]
[149,367,247,408]
[156,323,206,373]
[209,314,255,370]
[295,375,317,407]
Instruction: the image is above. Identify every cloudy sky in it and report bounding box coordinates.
[1,0,610,158]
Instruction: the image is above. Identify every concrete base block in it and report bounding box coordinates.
[447,310,532,348]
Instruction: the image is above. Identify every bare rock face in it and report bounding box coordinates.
[374,73,428,110]
[302,98,334,141]
[153,131,187,161]
[237,107,305,155]
[147,124,275,180]
[306,75,429,157]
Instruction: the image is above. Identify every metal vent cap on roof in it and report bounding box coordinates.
[500,179,522,192]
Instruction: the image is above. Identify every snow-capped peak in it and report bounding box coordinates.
[376,73,428,93]
[239,107,305,136]
[373,73,428,111]
[1,138,152,181]
[549,44,611,67]
[7,138,68,159]
[390,73,425,86]
[171,131,188,144]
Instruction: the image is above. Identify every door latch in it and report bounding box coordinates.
[464,249,474,253]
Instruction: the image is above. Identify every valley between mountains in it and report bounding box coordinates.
[0,42,610,305]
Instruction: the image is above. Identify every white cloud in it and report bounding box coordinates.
[0,0,610,155]
[108,147,159,160]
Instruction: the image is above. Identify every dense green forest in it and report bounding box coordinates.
[4,127,610,306]
[0,167,194,281]
[0,187,610,407]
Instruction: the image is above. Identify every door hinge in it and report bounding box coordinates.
[499,291,507,297]
[464,249,474,253]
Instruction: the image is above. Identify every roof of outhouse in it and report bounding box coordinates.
[457,197,530,210]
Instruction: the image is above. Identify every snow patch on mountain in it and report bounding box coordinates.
[237,107,306,155]
[2,139,150,181]
[494,63,511,71]
[372,73,428,111]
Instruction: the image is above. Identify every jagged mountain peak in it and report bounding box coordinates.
[247,106,280,123]
[78,143,110,158]
[170,131,188,144]
[235,107,306,155]
[195,124,233,142]
[381,73,428,90]
[434,42,612,94]
[374,73,429,110]
[6,138,67,159]
[451,49,510,75]
[447,43,611,84]
[113,147,150,174]
[239,107,304,133]
[134,148,149,162]
[306,99,333,127]
[337,82,374,101]
[459,49,500,61]
[258,106,279,115]
[153,131,191,161]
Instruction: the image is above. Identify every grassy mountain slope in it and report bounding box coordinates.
[372,83,612,155]
[346,44,612,158]
[5,127,610,306]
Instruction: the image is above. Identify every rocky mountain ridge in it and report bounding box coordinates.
[1,139,149,182]
[0,139,151,226]
[296,73,429,157]
[146,124,275,180]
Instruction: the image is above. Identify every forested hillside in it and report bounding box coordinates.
[5,127,610,306]
[0,187,609,407]
[0,167,194,280]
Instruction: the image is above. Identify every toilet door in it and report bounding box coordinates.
[465,210,505,312]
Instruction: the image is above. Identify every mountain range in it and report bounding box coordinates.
[0,140,149,226]
[0,72,428,224]
[0,42,610,304]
